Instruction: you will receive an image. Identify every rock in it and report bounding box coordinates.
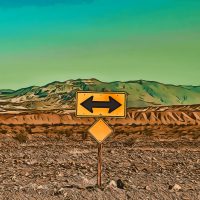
[26,159,37,165]
[117,179,125,189]
[57,172,64,177]
[30,183,38,190]
[64,192,68,197]
[19,153,25,158]
[73,177,97,189]
[130,184,137,189]
[145,186,151,191]
[25,172,29,177]
[11,175,17,181]
[47,158,54,164]
[37,185,44,190]
[111,150,115,154]
[109,180,117,188]
[170,184,181,191]
[37,184,49,190]
[19,186,24,190]
[53,188,62,196]
[58,188,64,193]
[13,186,18,191]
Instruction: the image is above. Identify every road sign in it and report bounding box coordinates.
[88,118,113,187]
[88,118,113,143]
[75,91,127,188]
[76,91,126,117]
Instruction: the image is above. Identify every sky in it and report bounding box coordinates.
[0,0,200,89]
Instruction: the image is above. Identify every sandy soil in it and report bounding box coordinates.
[0,124,199,200]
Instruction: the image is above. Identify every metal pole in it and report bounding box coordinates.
[97,143,102,187]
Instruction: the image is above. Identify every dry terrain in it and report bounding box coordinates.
[0,121,199,200]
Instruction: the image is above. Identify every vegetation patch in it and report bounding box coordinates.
[14,132,28,143]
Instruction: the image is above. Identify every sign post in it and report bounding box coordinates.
[97,143,102,187]
[76,91,126,187]
[88,118,113,187]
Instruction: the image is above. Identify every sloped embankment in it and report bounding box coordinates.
[0,105,199,126]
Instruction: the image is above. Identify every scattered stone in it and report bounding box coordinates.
[64,192,68,197]
[47,158,54,164]
[25,172,29,177]
[37,185,49,190]
[37,185,44,190]
[109,180,117,188]
[111,150,115,154]
[117,179,124,189]
[26,159,37,165]
[0,130,199,199]
[145,186,151,191]
[170,184,182,192]
[11,174,17,181]
[129,184,136,190]
[30,183,38,190]
[53,188,63,196]
[57,172,64,177]
[58,188,64,193]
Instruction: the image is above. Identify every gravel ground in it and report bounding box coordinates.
[0,125,200,200]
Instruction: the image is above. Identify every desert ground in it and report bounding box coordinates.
[0,121,199,200]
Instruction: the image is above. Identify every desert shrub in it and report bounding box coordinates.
[65,130,71,137]
[58,130,71,137]
[126,132,130,136]
[8,124,15,127]
[43,129,48,135]
[168,124,175,128]
[41,124,49,128]
[124,138,135,146]
[144,130,153,136]
[82,132,88,140]
[30,124,36,129]
[192,133,200,140]
[25,127,32,134]
[14,133,28,143]
[0,130,7,134]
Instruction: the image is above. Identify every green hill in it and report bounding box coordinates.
[0,79,200,109]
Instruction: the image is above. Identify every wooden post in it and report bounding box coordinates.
[97,143,102,187]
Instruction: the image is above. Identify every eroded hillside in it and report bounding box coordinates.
[0,105,199,126]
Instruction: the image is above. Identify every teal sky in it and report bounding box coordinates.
[0,0,200,89]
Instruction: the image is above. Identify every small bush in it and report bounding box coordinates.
[124,138,135,146]
[65,130,71,137]
[14,133,28,143]
[82,132,88,140]
[0,130,7,134]
[57,130,71,137]
[144,130,153,136]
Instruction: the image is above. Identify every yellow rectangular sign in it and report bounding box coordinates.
[76,91,126,117]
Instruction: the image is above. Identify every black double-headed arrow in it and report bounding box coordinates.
[81,96,121,113]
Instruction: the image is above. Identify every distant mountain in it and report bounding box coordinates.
[0,89,15,94]
[0,79,200,111]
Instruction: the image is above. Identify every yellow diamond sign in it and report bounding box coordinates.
[88,119,113,143]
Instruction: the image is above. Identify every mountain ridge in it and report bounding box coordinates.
[0,79,200,111]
